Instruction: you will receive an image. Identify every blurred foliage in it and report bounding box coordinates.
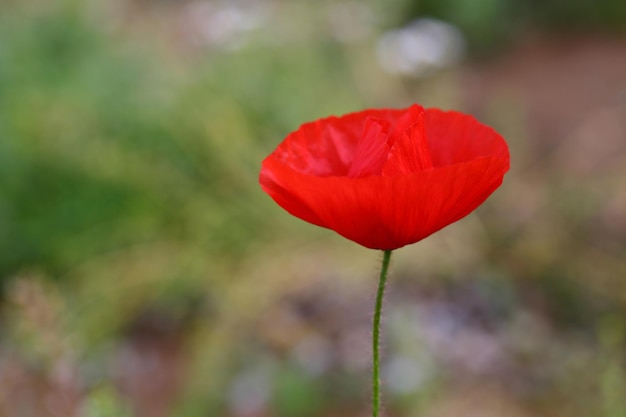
[81,385,134,417]
[0,0,365,285]
[1,0,626,417]
[398,0,626,53]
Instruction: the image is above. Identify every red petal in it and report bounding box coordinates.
[387,103,426,143]
[260,152,509,250]
[259,159,326,227]
[347,118,390,178]
[274,122,352,177]
[260,105,510,250]
[382,111,433,176]
[425,109,509,166]
[270,105,429,178]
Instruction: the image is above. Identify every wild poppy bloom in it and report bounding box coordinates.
[259,104,509,250]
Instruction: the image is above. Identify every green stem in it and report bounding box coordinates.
[373,249,392,417]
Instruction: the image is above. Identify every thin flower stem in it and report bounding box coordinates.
[373,249,392,417]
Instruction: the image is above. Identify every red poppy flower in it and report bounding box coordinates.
[259,104,510,250]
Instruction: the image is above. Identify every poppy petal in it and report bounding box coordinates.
[259,104,510,250]
[382,111,433,175]
[347,118,390,178]
[260,152,509,250]
[425,109,509,166]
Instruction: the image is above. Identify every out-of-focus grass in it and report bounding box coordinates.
[0,0,380,279]
[0,1,374,415]
[0,0,364,338]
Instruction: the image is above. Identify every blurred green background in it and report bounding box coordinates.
[1,0,626,416]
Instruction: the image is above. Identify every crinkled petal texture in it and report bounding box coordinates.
[260,104,510,250]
